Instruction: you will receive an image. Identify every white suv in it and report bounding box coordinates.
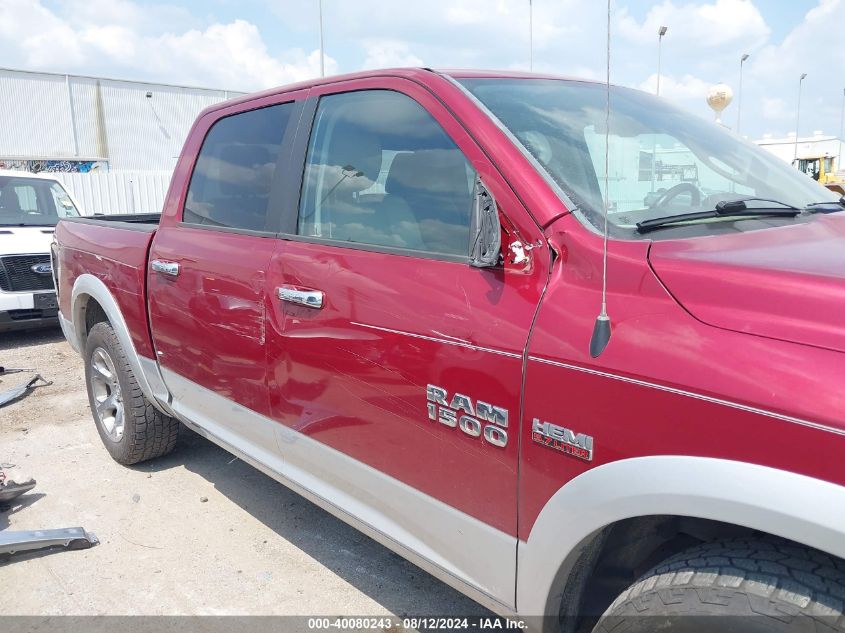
[0,170,82,332]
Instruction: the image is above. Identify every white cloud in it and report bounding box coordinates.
[0,0,842,139]
[617,0,769,48]
[736,0,844,136]
[59,0,194,33]
[0,0,334,91]
[0,0,85,68]
[762,97,790,122]
[361,40,424,70]
[80,25,138,64]
[149,20,336,89]
[750,0,844,83]
[639,73,710,103]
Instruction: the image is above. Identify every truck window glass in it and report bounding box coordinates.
[183,102,294,232]
[298,90,476,257]
[459,78,838,237]
[0,176,79,226]
[50,183,79,218]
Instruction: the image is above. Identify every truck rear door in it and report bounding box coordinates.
[147,91,306,432]
[264,78,549,607]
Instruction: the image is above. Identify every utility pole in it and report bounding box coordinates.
[736,53,749,135]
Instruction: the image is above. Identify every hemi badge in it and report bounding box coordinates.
[532,418,594,462]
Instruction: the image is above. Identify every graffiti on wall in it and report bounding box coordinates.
[0,159,109,173]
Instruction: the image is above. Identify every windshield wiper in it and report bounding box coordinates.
[713,197,800,212]
[636,199,801,234]
[0,223,56,227]
[805,197,845,213]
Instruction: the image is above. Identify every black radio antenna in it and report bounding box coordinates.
[589,0,613,358]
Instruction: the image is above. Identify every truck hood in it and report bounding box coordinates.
[648,214,845,353]
[0,226,56,256]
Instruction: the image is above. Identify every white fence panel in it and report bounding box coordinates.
[53,171,173,215]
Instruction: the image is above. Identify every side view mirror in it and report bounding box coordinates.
[469,177,502,268]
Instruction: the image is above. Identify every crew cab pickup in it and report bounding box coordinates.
[0,170,81,331]
[54,69,845,631]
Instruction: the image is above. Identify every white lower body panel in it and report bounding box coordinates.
[160,367,517,615]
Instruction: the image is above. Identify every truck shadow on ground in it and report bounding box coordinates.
[141,430,494,618]
[0,328,65,352]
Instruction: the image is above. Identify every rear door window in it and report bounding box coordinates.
[14,185,38,212]
[184,102,295,232]
[297,90,476,257]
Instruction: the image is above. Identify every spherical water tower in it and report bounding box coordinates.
[707,83,734,125]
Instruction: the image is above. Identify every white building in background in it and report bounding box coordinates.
[0,67,245,213]
[754,131,843,172]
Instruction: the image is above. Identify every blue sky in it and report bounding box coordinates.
[623,0,815,38]
[3,0,843,139]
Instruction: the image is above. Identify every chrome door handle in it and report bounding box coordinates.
[151,259,180,277]
[277,286,324,309]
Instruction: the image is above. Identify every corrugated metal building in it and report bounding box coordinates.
[0,67,245,171]
[0,68,246,212]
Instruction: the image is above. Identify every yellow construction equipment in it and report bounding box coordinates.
[794,155,845,195]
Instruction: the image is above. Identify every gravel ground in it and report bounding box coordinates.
[0,327,490,618]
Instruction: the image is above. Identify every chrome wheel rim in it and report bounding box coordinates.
[90,347,124,441]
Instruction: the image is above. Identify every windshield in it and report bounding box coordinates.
[458,78,839,237]
[0,176,80,226]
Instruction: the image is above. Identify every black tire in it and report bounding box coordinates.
[84,321,179,465]
[593,538,845,632]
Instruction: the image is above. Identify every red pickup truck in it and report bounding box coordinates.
[54,68,845,630]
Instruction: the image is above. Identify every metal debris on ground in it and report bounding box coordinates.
[0,374,52,408]
[0,527,99,557]
[0,367,34,376]
[0,466,99,559]
[0,464,36,504]
[0,478,37,504]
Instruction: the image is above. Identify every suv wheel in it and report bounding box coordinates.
[84,321,179,465]
[593,537,845,632]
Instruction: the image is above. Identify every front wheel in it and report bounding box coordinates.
[593,538,845,632]
[84,321,179,465]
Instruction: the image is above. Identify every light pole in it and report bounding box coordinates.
[656,25,668,96]
[736,53,749,135]
[318,0,325,77]
[839,88,844,172]
[794,72,807,163]
[529,0,534,71]
[651,25,668,193]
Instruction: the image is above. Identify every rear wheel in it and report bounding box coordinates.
[84,321,179,465]
[593,538,845,632]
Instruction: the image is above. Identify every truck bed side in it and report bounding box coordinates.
[55,216,158,359]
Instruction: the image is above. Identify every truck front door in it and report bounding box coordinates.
[264,79,549,607]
